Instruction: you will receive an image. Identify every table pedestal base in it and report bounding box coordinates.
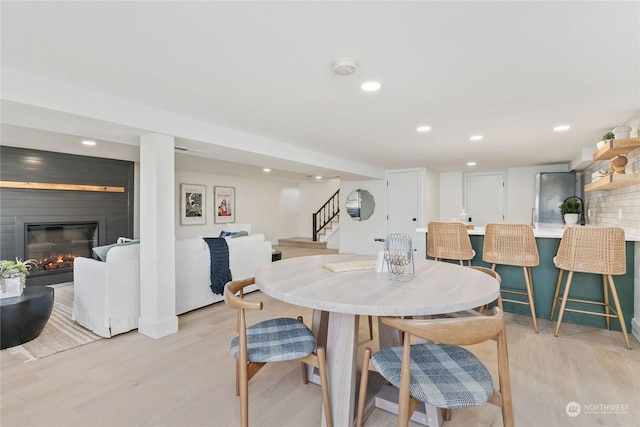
[374,382,443,426]
[309,309,443,427]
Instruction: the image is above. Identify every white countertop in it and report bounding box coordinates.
[416,224,640,241]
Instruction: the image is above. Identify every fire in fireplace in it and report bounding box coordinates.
[38,253,77,271]
[26,222,98,276]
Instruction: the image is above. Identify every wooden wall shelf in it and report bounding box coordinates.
[0,181,125,193]
[592,137,640,160]
[585,174,640,192]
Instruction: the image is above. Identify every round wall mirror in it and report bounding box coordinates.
[345,189,375,221]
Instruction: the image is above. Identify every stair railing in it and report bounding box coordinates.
[312,190,340,241]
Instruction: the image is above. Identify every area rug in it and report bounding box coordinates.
[5,284,102,362]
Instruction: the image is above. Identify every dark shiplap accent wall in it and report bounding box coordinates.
[0,146,134,285]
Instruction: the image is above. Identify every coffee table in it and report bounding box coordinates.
[255,254,500,427]
[1,286,54,349]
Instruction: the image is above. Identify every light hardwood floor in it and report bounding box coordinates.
[1,246,638,427]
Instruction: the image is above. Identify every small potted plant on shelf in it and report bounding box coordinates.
[560,196,583,225]
[0,258,37,299]
[596,131,615,150]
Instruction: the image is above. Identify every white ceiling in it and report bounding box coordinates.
[1,1,639,182]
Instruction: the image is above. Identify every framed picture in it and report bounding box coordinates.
[214,186,235,224]
[180,184,206,225]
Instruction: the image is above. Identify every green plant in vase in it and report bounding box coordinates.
[596,131,616,150]
[0,258,37,278]
[600,131,615,142]
[0,258,37,298]
[560,197,583,225]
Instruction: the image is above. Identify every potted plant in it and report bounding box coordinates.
[596,131,615,149]
[0,258,36,299]
[560,197,583,225]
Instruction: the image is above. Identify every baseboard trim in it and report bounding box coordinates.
[632,317,640,343]
[138,315,179,339]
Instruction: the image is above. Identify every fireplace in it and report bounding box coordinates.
[17,216,106,286]
[26,222,98,275]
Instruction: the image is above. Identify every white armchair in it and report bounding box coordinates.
[72,243,141,338]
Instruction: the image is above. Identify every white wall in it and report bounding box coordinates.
[339,168,436,256]
[424,168,440,225]
[439,172,464,221]
[174,170,300,243]
[440,164,572,225]
[134,162,578,249]
[339,179,386,255]
[506,163,569,224]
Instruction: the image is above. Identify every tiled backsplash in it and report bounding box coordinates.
[583,125,640,236]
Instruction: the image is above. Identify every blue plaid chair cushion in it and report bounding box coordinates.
[371,343,494,409]
[230,317,317,363]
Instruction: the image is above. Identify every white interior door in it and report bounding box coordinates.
[465,173,505,226]
[386,170,422,257]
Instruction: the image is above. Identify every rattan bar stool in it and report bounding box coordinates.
[483,223,540,333]
[427,221,475,266]
[549,226,630,349]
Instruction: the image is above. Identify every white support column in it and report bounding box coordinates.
[138,134,178,339]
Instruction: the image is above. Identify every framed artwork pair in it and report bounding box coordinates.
[180,184,235,225]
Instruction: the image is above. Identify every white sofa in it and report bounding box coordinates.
[72,234,272,337]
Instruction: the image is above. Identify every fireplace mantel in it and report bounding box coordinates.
[0,180,124,192]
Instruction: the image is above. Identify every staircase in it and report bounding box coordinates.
[317,214,339,239]
[313,189,339,241]
[278,191,340,249]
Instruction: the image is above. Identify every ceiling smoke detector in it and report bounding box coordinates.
[332,58,358,76]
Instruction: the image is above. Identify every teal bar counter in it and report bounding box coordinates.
[422,226,638,332]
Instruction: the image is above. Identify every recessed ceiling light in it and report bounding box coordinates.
[469,135,483,141]
[263,168,271,172]
[467,162,477,166]
[360,81,381,91]
[82,140,96,146]
[416,126,431,132]
[315,176,323,180]
[553,125,571,131]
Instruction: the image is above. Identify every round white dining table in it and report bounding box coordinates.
[255,254,500,427]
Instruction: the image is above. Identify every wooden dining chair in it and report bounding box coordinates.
[224,278,333,427]
[427,266,503,422]
[356,307,513,427]
[427,221,475,266]
[365,315,374,340]
[549,226,630,349]
[483,223,539,332]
